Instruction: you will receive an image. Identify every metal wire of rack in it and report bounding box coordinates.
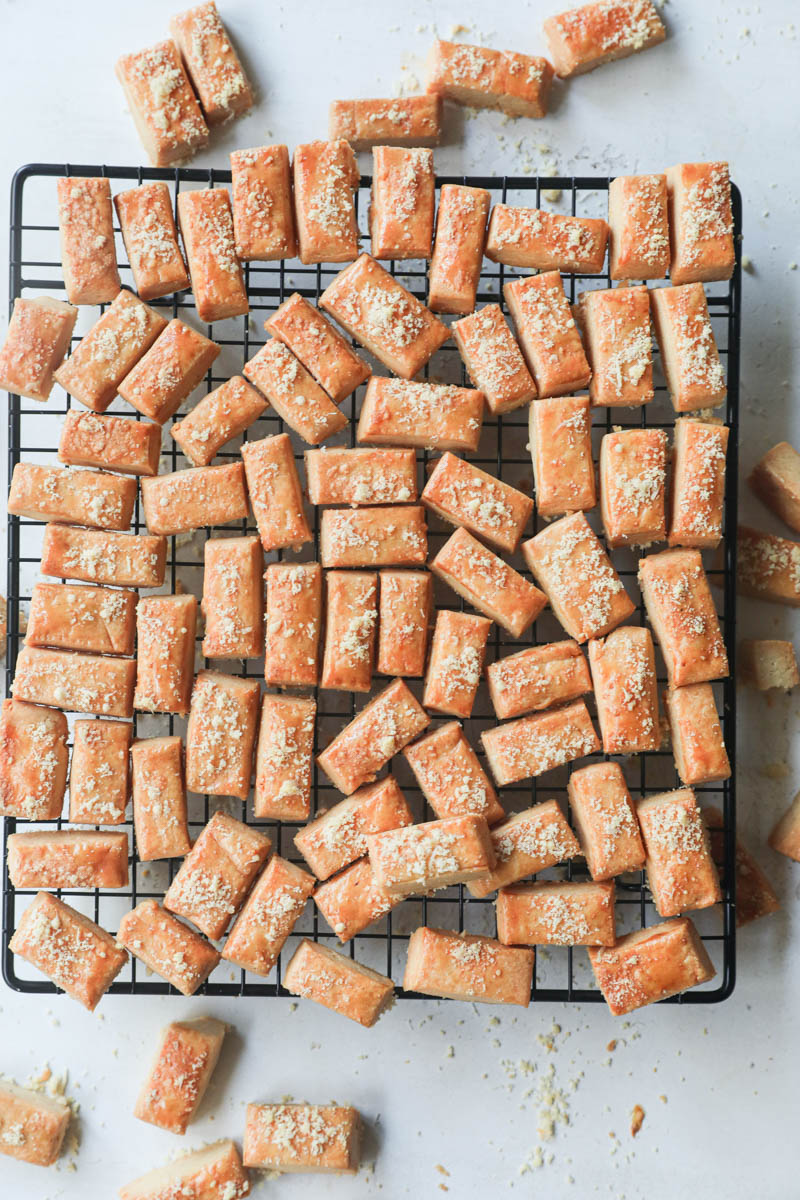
[3,163,741,1004]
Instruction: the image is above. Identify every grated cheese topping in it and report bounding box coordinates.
[531,514,626,639]
[672,423,727,539]
[125,43,207,149]
[258,1104,349,1161]
[738,528,800,598]
[553,1,664,57]
[181,2,249,113]
[679,163,733,267]
[456,304,531,404]
[667,287,725,394]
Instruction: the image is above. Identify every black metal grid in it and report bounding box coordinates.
[3,163,741,1004]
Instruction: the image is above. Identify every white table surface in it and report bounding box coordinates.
[1,2,799,1197]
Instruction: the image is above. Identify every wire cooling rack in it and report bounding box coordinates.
[3,163,741,1004]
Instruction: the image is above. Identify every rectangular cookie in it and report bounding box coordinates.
[330,94,441,149]
[56,176,120,304]
[504,271,591,398]
[481,699,600,787]
[40,525,166,589]
[637,788,722,917]
[121,1142,249,1199]
[600,427,667,547]
[737,525,800,606]
[9,891,127,1010]
[608,173,669,279]
[164,811,271,938]
[26,581,136,655]
[367,814,495,895]
[638,548,728,684]
[453,303,536,414]
[114,182,190,300]
[264,292,370,402]
[202,535,264,659]
[321,571,378,693]
[69,719,132,825]
[295,776,413,880]
[588,917,714,1015]
[133,593,197,715]
[567,761,645,880]
[240,433,311,551]
[666,162,735,285]
[650,283,726,412]
[171,376,266,467]
[134,1017,227,1135]
[253,694,316,820]
[666,417,729,549]
[114,41,209,167]
[431,527,546,640]
[529,394,596,517]
[230,144,297,261]
[131,736,191,861]
[170,2,253,125]
[54,289,167,413]
[663,683,731,786]
[282,939,394,1027]
[293,139,360,265]
[0,1080,70,1167]
[177,188,249,323]
[243,339,348,445]
[306,447,417,506]
[118,318,220,424]
[578,285,654,407]
[588,625,660,753]
[426,40,554,117]
[8,463,136,531]
[7,829,129,890]
[59,410,162,476]
[369,146,435,260]
[468,800,581,897]
[422,451,533,553]
[497,880,616,946]
[486,205,608,274]
[769,793,800,864]
[376,569,431,676]
[487,640,592,721]
[117,900,219,995]
[264,562,322,687]
[403,926,533,1006]
[428,184,491,314]
[544,1,666,77]
[320,505,427,568]
[313,858,401,942]
[404,720,504,825]
[704,806,780,928]
[141,462,248,536]
[422,609,491,719]
[0,296,76,402]
[12,645,136,718]
[223,856,315,976]
[244,1104,360,1174]
[317,677,430,795]
[320,253,450,378]
[357,377,483,451]
[748,439,800,535]
[522,511,635,642]
[739,638,800,692]
[185,671,261,800]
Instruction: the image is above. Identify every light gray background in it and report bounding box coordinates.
[1,1,799,1197]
